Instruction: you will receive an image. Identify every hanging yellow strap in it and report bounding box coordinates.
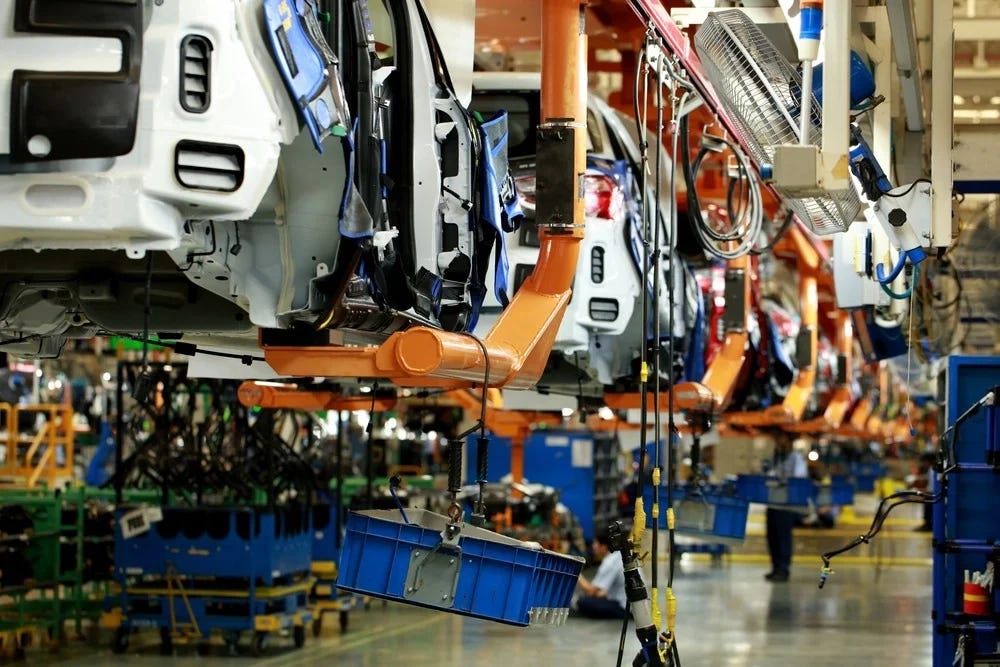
[666,587,677,632]
[640,361,649,383]
[651,586,662,629]
[632,498,646,544]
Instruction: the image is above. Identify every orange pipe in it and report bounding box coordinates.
[604,382,715,414]
[237,381,397,412]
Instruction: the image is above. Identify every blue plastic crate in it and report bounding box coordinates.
[115,506,313,585]
[815,480,855,506]
[643,485,749,541]
[337,509,584,626]
[312,501,340,564]
[735,475,817,506]
[852,473,879,493]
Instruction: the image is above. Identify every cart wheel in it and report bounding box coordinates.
[250,631,268,657]
[293,625,305,649]
[197,642,211,657]
[159,628,173,656]
[312,615,323,638]
[339,611,349,632]
[111,628,129,655]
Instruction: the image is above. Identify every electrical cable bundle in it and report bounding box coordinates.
[677,108,764,260]
[818,489,940,588]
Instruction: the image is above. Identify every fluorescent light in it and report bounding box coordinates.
[991,96,1000,105]
[955,108,1000,120]
[598,406,615,421]
[954,94,966,105]
[359,386,372,394]
[561,408,574,417]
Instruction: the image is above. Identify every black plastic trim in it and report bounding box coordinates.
[11,0,142,162]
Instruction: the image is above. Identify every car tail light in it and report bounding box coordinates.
[515,175,536,208]
[584,173,623,220]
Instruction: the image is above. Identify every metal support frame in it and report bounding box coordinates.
[930,0,954,248]
[820,1,851,191]
[885,0,925,132]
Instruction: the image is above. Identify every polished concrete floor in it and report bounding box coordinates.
[42,497,933,665]
[48,559,931,666]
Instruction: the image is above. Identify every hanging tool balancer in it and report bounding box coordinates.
[607,521,669,667]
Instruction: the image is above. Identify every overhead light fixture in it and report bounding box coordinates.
[598,406,615,421]
[955,108,1000,121]
[991,96,1000,105]
[954,94,966,105]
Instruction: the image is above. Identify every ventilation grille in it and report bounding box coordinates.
[175,140,244,192]
[589,298,619,322]
[180,35,212,113]
[590,246,605,284]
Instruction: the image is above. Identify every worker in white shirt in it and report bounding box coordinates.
[575,529,628,619]
[765,431,808,582]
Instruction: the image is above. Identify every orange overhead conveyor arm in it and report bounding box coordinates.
[264,0,587,390]
[604,252,751,417]
[726,226,820,428]
[700,253,752,413]
[786,310,854,435]
[237,381,398,412]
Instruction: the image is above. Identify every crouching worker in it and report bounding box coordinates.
[574,529,628,619]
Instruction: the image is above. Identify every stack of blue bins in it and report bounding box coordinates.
[849,462,885,492]
[116,506,313,583]
[736,475,854,508]
[112,505,315,647]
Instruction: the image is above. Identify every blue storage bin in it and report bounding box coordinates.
[115,506,313,585]
[736,475,817,506]
[816,480,855,506]
[312,501,340,563]
[853,474,878,492]
[643,485,750,541]
[337,509,584,626]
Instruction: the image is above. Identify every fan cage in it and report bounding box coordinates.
[694,10,861,235]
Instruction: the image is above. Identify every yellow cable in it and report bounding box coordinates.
[651,586,662,629]
[666,587,677,634]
